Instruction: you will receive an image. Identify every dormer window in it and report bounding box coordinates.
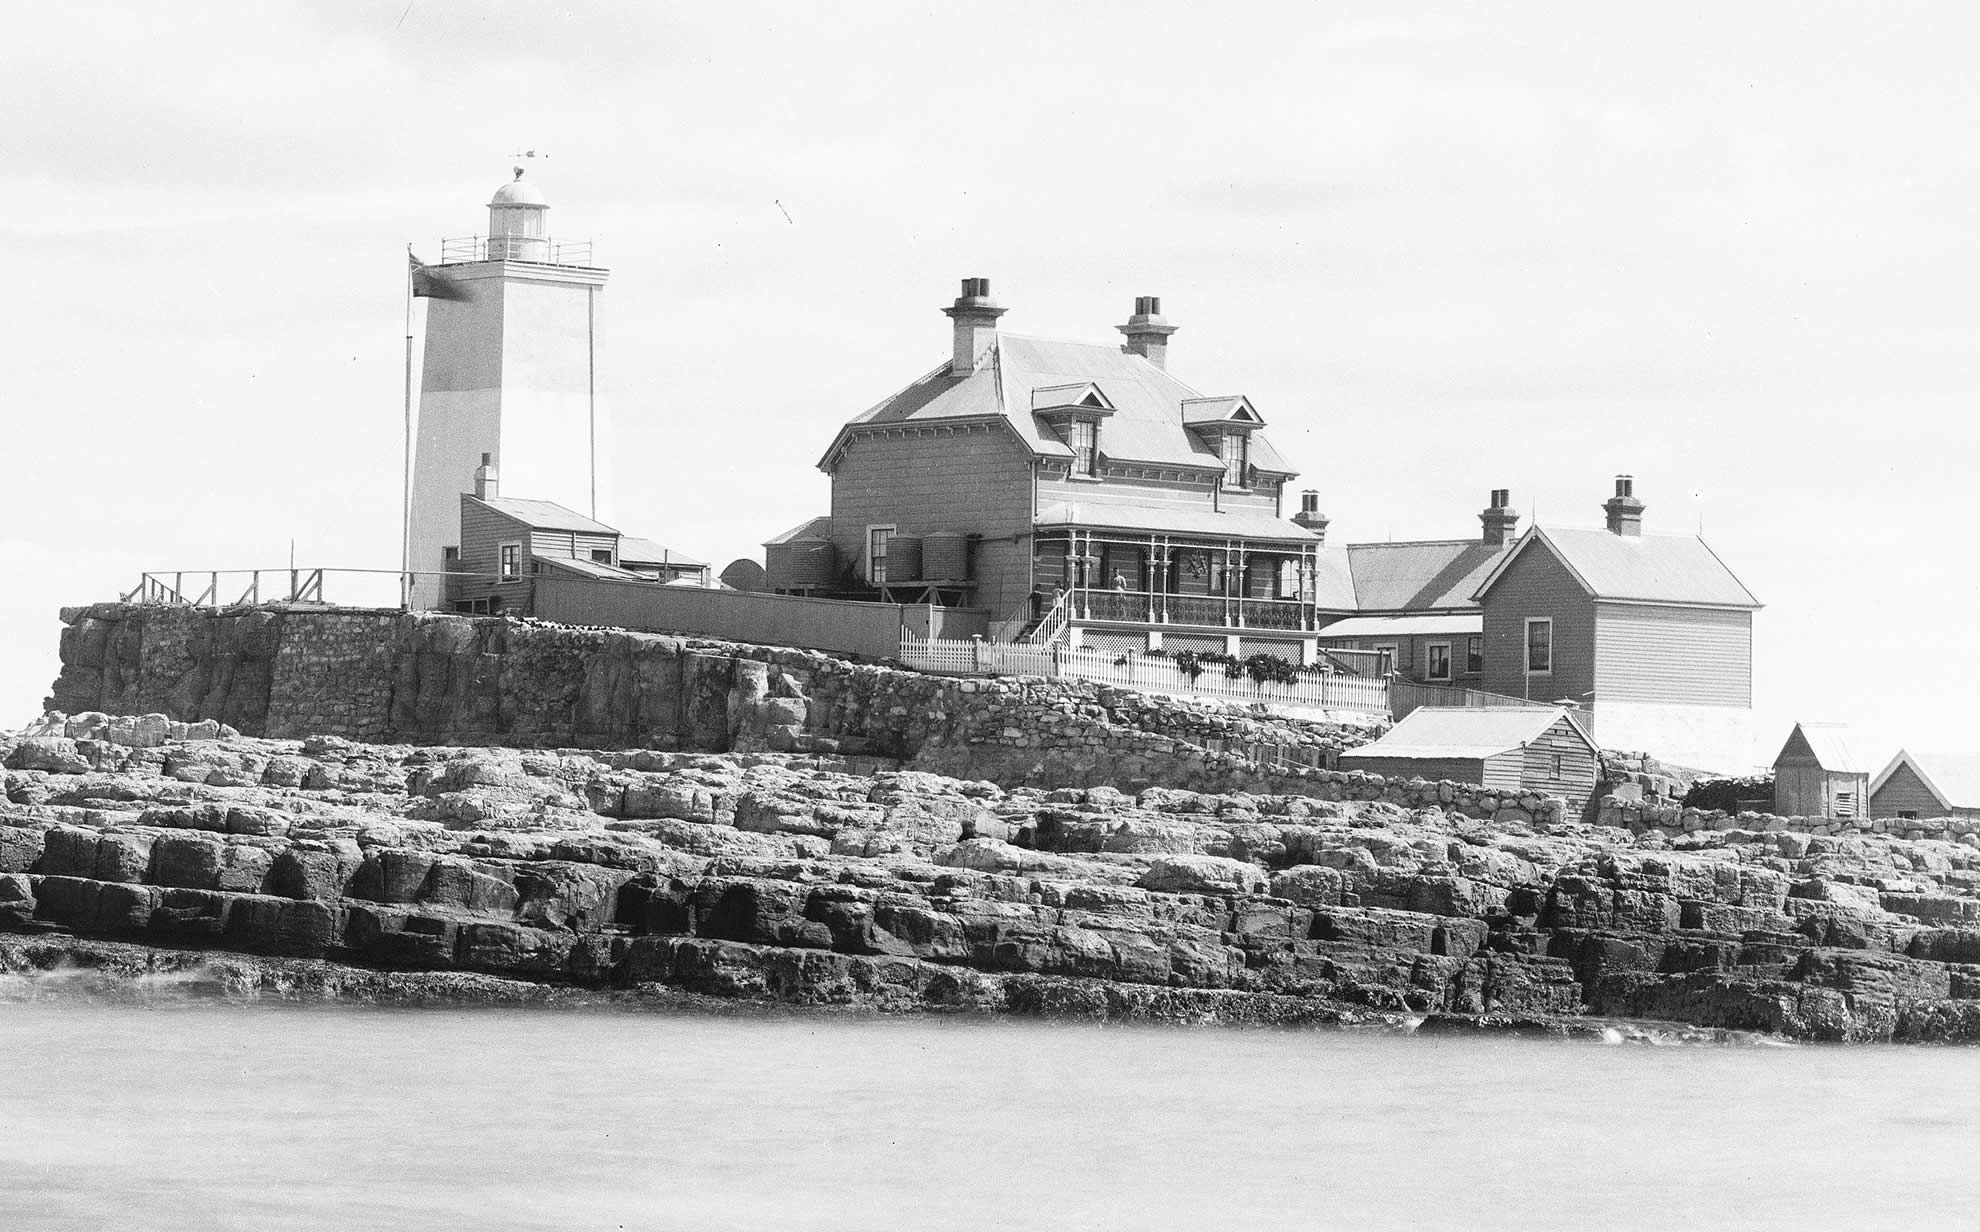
[1032,382,1115,481]
[1069,419,1098,476]
[1219,432,1248,487]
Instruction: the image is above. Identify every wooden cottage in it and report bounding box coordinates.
[1869,751,1980,820]
[1339,705,1602,808]
[1771,722,1869,820]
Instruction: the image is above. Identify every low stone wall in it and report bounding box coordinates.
[1596,795,1980,844]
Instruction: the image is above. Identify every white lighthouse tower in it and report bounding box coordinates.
[406,169,611,610]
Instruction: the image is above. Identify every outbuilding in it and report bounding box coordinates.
[1339,705,1602,808]
[1771,722,1868,820]
[1869,751,1980,820]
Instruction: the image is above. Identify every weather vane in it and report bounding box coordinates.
[508,148,548,178]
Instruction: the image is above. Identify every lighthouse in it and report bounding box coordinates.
[406,170,611,610]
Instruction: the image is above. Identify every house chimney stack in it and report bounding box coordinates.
[1603,474,1644,536]
[1292,489,1329,542]
[1117,295,1180,369]
[1480,487,1520,548]
[944,277,1006,374]
[473,452,499,501]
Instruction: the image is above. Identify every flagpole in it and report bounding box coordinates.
[401,243,415,611]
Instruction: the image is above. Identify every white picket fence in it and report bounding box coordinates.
[898,634,1390,719]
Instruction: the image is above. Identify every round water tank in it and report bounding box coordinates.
[886,535,923,582]
[922,531,969,580]
[780,538,835,590]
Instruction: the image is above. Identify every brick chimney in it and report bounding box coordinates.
[473,452,499,500]
[1117,295,1179,369]
[943,277,1006,374]
[1603,474,1644,536]
[1292,489,1329,542]
[1479,488,1519,548]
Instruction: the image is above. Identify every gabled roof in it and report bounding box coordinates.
[1030,382,1115,414]
[1346,540,1505,613]
[1180,395,1264,427]
[764,515,833,546]
[1341,705,1595,762]
[1315,613,1483,640]
[619,536,709,569]
[473,496,617,536]
[1774,722,1864,774]
[827,333,1294,476]
[1473,527,1761,609]
[1871,750,1980,809]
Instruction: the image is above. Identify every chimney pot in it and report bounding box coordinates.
[944,275,1006,373]
[1603,474,1645,536]
[1118,293,1180,369]
[1292,489,1329,541]
[1480,487,1520,548]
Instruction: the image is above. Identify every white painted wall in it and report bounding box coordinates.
[407,261,609,610]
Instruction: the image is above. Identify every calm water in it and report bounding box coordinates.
[2,994,1977,1230]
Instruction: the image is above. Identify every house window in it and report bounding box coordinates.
[1898,810,1919,820]
[1069,419,1098,477]
[1276,559,1299,600]
[1426,642,1452,682]
[1466,635,1483,675]
[1552,753,1565,778]
[1525,617,1553,674]
[867,526,894,584]
[1219,432,1249,487]
[442,546,460,566]
[1373,643,1398,675]
[590,548,613,564]
[499,543,521,582]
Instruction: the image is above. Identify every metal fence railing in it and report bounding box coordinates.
[898,634,1390,718]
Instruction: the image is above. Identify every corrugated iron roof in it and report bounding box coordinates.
[1035,499,1317,542]
[1477,527,1761,608]
[838,333,1295,476]
[1346,540,1505,612]
[479,497,617,536]
[1341,705,1593,761]
[1873,750,1980,809]
[1316,613,1483,639]
[537,555,647,581]
[618,536,709,568]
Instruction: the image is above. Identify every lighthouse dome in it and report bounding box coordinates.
[489,173,548,209]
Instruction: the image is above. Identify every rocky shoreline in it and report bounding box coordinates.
[9,714,1980,1043]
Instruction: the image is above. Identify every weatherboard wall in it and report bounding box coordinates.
[1479,540,1595,704]
[1593,601,1752,708]
[828,425,1036,619]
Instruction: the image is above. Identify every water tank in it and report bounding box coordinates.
[768,537,836,589]
[885,535,923,582]
[923,531,969,580]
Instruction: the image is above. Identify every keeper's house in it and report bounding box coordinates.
[1339,705,1602,809]
[776,279,1345,664]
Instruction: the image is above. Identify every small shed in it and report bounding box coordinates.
[1771,722,1868,819]
[1339,705,1601,808]
[1869,751,1980,820]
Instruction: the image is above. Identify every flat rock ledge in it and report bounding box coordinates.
[9,721,1980,1043]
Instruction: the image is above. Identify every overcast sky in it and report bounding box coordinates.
[4,1,1977,769]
